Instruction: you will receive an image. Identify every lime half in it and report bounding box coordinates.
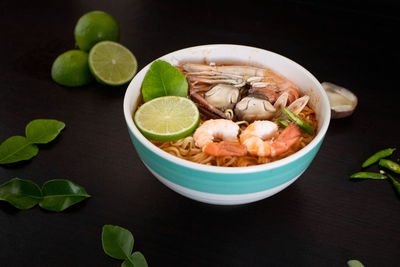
[134,96,200,141]
[88,41,137,86]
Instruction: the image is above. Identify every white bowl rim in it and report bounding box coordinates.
[123,44,330,174]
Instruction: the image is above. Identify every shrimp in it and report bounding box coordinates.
[184,63,300,111]
[183,63,270,78]
[248,69,299,104]
[240,121,301,157]
[193,119,247,156]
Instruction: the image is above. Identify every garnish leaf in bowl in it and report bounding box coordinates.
[141,60,188,102]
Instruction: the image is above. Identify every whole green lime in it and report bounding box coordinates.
[51,50,93,87]
[74,11,120,52]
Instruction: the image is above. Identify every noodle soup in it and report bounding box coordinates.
[124,44,330,204]
[140,62,318,167]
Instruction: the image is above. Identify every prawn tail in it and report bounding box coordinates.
[203,141,247,157]
[270,123,301,156]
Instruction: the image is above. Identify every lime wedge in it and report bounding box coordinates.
[88,41,137,86]
[134,96,200,141]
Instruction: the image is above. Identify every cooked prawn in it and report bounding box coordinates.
[249,69,299,104]
[193,119,247,156]
[184,63,300,104]
[183,63,270,77]
[240,121,301,157]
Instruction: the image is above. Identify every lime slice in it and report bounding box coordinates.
[88,41,137,86]
[134,96,200,141]
[74,10,120,52]
[51,50,93,87]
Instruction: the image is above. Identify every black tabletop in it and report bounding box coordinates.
[1,1,400,266]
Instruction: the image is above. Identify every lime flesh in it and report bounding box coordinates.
[89,41,137,86]
[134,96,200,142]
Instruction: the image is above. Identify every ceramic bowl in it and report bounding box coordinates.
[123,44,330,205]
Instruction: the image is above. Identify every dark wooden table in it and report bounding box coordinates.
[1,1,400,266]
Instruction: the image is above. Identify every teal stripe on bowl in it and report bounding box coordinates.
[129,129,322,195]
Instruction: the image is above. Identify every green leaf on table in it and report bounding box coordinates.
[0,136,39,164]
[122,251,148,267]
[102,225,148,267]
[0,178,89,212]
[347,259,365,267]
[25,119,66,144]
[141,60,188,102]
[0,119,65,165]
[0,178,42,209]
[102,225,134,260]
[39,179,90,212]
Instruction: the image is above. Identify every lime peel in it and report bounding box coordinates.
[51,50,93,87]
[74,10,120,52]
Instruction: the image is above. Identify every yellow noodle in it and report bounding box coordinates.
[152,105,318,167]
[146,64,318,167]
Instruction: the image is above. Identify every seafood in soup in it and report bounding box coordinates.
[149,62,318,167]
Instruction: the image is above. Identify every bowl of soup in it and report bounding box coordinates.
[123,44,330,205]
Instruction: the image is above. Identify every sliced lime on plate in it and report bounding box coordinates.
[134,96,200,141]
[88,41,137,86]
